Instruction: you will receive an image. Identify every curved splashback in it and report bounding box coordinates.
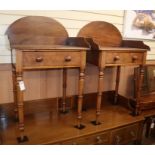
[6,16,68,45]
[77,21,122,47]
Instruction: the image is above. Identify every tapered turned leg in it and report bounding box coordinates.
[12,68,18,121]
[91,67,104,125]
[133,65,144,116]
[60,68,68,114]
[16,72,28,143]
[114,66,121,104]
[75,68,85,129]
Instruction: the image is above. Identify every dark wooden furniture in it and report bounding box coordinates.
[133,65,155,138]
[6,16,89,142]
[77,21,150,125]
[0,98,144,145]
[133,65,155,110]
[142,108,155,139]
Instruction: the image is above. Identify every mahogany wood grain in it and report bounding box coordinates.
[22,51,83,69]
[6,16,68,39]
[77,21,122,47]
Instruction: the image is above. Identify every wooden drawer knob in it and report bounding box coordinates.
[96,136,103,144]
[114,56,120,61]
[130,131,136,137]
[132,55,138,61]
[72,142,77,145]
[36,57,43,62]
[65,56,72,62]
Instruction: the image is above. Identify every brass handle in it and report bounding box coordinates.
[115,135,121,144]
[72,142,77,145]
[96,136,103,144]
[114,56,120,61]
[130,131,136,137]
[36,57,43,62]
[132,55,138,61]
[65,56,72,62]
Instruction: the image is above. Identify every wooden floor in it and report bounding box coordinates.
[0,100,145,145]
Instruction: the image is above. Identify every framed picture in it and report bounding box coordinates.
[123,10,155,40]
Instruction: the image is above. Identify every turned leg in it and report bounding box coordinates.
[134,65,144,115]
[75,68,85,129]
[91,67,104,125]
[114,66,121,104]
[12,68,18,121]
[16,72,28,143]
[60,68,68,114]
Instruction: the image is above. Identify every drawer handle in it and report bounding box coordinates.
[132,55,138,61]
[65,56,72,62]
[36,57,43,62]
[96,136,103,144]
[114,56,120,61]
[72,142,77,145]
[130,131,136,137]
[115,135,121,144]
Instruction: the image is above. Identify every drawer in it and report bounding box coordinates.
[125,123,139,141]
[23,51,83,68]
[111,123,139,144]
[61,132,109,145]
[105,52,144,65]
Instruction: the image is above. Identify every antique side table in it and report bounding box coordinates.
[6,16,89,142]
[78,21,150,125]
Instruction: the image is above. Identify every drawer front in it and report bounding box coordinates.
[125,123,139,141]
[105,52,144,65]
[111,123,139,144]
[61,132,109,145]
[23,51,83,68]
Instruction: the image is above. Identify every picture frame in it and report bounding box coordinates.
[123,10,155,40]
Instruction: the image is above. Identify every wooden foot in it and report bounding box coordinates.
[74,124,85,130]
[17,135,28,143]
[91,120,101,125]
[130,109,140,116]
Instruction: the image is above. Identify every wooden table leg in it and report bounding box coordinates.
[114,66,121,104]
[134,65,144,116]
[60,68,68,114]
[75,68,85,129]
[12,68,18,121]
[16,72,28,143]
[91,67,104,125]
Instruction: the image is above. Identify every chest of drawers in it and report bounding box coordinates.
[52,122,143,145]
